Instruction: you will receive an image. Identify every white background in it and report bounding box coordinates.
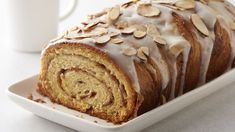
[1,0,235,132]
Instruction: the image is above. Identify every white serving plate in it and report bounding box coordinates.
[6,69,235,132]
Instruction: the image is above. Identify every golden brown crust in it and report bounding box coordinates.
[206,18,231,82]
[39,42,138,124]
[172,12,201,93]
[134,60,161,115]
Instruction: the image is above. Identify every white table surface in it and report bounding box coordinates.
[1,0,235,132]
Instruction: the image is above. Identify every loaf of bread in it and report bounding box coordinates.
[38,0,235,123]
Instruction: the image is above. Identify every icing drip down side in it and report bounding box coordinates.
[44,0,235,98]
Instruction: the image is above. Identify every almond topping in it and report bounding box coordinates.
[137,3,161,17]
[65,32,83,39]
[122,0,139,8]
[191,14,209,36]
[122,1,134,8]
[137,47,149,60]
[110,38,124,44]
[115,20,129,29]
[165,4,184,10]
[139,47,150,56]
[200,0,209,5]
[175,0,195,9]
[69,26,79,32]
[94,10,107,18]
[152,0,177,4]
[122,47,137,56]
[109,31,121,37]
[91,27,108,36]
[147,24,160,38]
[153,36,167,45]
[121,27,136,34]
[83,21,99,31]
[134,30,147,39]
[95,35,111,44]
[108,5,120,21]
[133,24,147,38]
[230,21,235,30]
[72,27,108,39]
[169,43,185,57]
[133,24,147,32]
[74,34,93,39]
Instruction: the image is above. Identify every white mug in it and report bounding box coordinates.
[5,0,78,52]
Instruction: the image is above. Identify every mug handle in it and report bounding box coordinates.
[59,0,78,21]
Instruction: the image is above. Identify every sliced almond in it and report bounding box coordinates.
[99,23,109,28]
[122,47,137,56]
[132,24,147,38]
[230,21,235,30]
[99,20,108,24]
[200,0,209,5]
[152,0,177,4]
[134,30,147,39]
[133,24,147,32]
[109,31,121,37]
[69,26,79,32]
[147,24,160,38]
[164,4,184,10]
[65,33,93,39]
[175,0,195,9]
[110,38,124,44]
[77,28,82,33]
[91,27,108,36]
[121,27,136,34]
[96,27,108,33]
[122,1,134,8]
[137,47,149,60]
[95,35,111,44]
[191,14,209,36]
[139,47,150,56]
[153,36,167,45]
[81,21,89,26]
[94,10,107,18]
[64,32,83,39]
[83,20,99,31]
[137,50,147,60]
[115,20,129,29]
[122,0,139,8]
[137,3,161,17]
[81,27,108,38]
[169,43,185,57]
[108,5,120,21]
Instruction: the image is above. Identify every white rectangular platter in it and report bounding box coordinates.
[6,69,235,132]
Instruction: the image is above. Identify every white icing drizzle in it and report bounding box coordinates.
[195,2,216,85]
[42,0,235,97]
[196,33,214,85]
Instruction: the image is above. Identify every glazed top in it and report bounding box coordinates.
[45,0,235,95]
